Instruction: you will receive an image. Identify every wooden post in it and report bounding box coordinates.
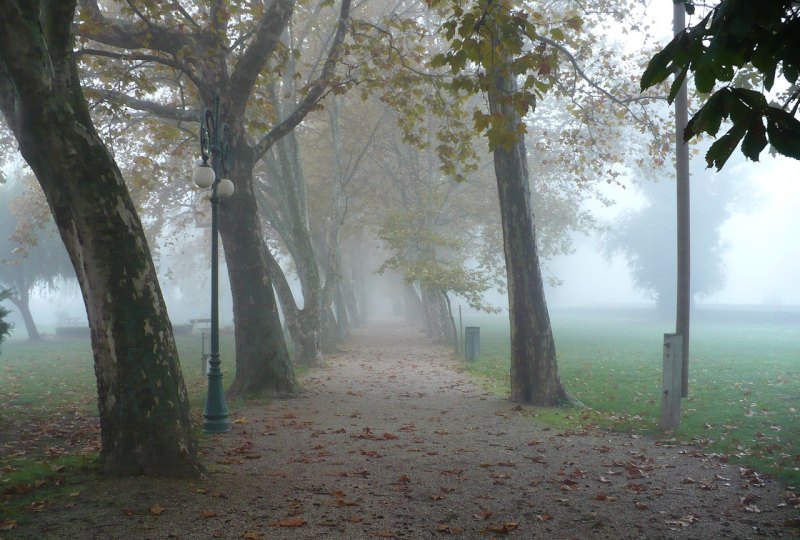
[661,333,684,431]
[458,306,463,357]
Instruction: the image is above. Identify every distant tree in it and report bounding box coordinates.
[603,170,746,313]
[642,0,800,170]
[427,0,667,405]
[0,178,74,340]
[0,288,11,352]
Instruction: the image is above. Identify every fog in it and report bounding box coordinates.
[5,149,797,337]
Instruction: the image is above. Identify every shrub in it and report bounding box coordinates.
[0,289,12,353]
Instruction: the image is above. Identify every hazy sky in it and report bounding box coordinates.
[547,154,800,307]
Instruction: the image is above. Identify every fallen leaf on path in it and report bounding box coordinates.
[635,502,649,510]
[274,518,306,527]
[233,417,248,424]
[624,483,646,493]
[0,520,17,531]
[200,510,218,518]
[534,514,552,521]
[435,524,464,534]
[149,504,165,516]
[484,522,518,534]
[242,532,264,539]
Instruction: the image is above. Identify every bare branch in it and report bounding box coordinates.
[85,87,199,123]
[228,0,294,120]
[254,0,352,160]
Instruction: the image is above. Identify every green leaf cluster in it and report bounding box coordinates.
[641,0,800,169]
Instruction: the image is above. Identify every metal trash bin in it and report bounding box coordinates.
[464,326,480,360]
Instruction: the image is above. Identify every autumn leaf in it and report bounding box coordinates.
[149,504,165,515]
[242,532,264,540]
[635,502,649,510]
[275,518,306,527]
[200,510,218,518]
[0,519,18,531]
[232,417,248,424]
[484,522,519,534]
[436,523,464,534]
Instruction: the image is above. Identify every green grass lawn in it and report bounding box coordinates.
[0,330,237,523]
[0,331,237,421]
[459,307,800,486]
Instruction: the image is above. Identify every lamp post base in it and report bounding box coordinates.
[203,355,230,434]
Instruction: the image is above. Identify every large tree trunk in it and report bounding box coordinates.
[221,143,299,397]
[488,46,569,406]
[0,1,199,476]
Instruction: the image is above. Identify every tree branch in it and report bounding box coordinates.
[228,0,294,121]
[77,0,193,58]
[533,32,646,123]
[78,47,203,90]
[84,87,199,122]
[254,0,352,160]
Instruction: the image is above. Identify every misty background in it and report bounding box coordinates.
[3,148,798,336]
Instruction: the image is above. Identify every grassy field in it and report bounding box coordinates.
[459,307,800,486]
[0,330,238,522]
[0,330,237,420]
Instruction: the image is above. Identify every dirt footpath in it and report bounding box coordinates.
[11,322,799,539]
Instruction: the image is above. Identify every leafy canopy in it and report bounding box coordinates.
[641,0,800,169]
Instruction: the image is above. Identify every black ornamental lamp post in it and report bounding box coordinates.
[193,95,234,434]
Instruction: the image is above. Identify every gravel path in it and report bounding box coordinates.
[11,322,799,539]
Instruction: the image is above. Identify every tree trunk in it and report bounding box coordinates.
[420,285,453,345]
[9,291,41,342]
[487,44,569,406]
[674,2,691,397]
[221,143,299,397]
[403,283,424,327]
[341,273,362,327]
[0,1,200,476]
[334,284,350,339]
[262,241,322,368]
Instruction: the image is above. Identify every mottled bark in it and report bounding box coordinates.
[0,1,199,476]
[221,144,299,397]
[488,44,569,406]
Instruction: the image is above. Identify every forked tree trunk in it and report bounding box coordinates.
[488,43,569,406]
[0,1,200,476]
